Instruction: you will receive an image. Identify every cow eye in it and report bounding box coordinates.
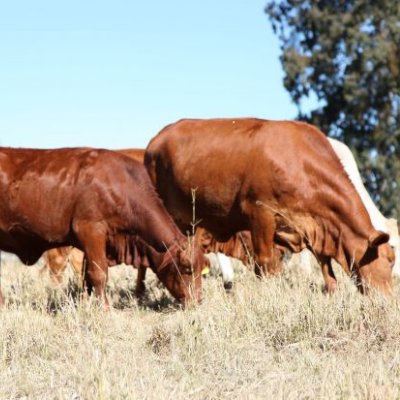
[184,267,193,274]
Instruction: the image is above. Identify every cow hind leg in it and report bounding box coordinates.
[48,256,69,285]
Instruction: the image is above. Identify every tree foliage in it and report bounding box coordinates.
[266,0,400,217]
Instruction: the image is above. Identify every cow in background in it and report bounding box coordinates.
[0,147,205,307]
[145,118,394,294]
[41,246,84,285]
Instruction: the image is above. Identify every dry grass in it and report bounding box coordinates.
[1,254,400,399]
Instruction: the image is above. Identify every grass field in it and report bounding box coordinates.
[1,254,400,399]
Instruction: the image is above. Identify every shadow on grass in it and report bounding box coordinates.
[6,277,181,314]
[112,285,179,313]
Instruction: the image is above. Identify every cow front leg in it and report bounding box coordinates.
[83,251,109,309]
[320,256,337,294]
[246,206,281,277]
[135,266,147,298]
[75,223,109,308]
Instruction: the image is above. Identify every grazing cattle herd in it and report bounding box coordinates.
[0,118,399,307]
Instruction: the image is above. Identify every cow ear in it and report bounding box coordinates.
[368,230,390,247]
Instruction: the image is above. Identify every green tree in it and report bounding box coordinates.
[266,0,400,217]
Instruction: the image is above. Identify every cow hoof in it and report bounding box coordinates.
[323,283,337,296]
[224,281,233,291]
[135,289,146,299]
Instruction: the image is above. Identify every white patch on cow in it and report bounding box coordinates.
[204,252,235,289]
[204,253,219,274]
[216,252,234,285]
[328,139,387,232]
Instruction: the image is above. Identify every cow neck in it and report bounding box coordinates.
[135,235,185,275]
[326,181,379,272]
[299,163,377,271]
[141,221,184,255]
[329,138,388,233]
[304,216,368,275]
[135,195,185,254]
[125,194,188,273]
[157,241,183,273]
[304,144,377,257]
[338,225,371,273]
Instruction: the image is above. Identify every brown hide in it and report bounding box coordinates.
[43,148,148,294]
[117,148,145,163]
[145,118,394,294]
[197,227,254,267]
[0,147,204,306]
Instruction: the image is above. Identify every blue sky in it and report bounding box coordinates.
[0,1,297,149]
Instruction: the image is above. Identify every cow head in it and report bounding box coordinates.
[355,231,394,295]
[156,239,205,306]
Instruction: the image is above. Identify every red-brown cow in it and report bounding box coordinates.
[42,148,148,295]
[145,118,395,294]
[0,147,205,307]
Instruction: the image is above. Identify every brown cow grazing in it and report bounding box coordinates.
[145,118,395,294]
[42,148,208,300]
[0,147,205,307]
[42,148,147,294]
